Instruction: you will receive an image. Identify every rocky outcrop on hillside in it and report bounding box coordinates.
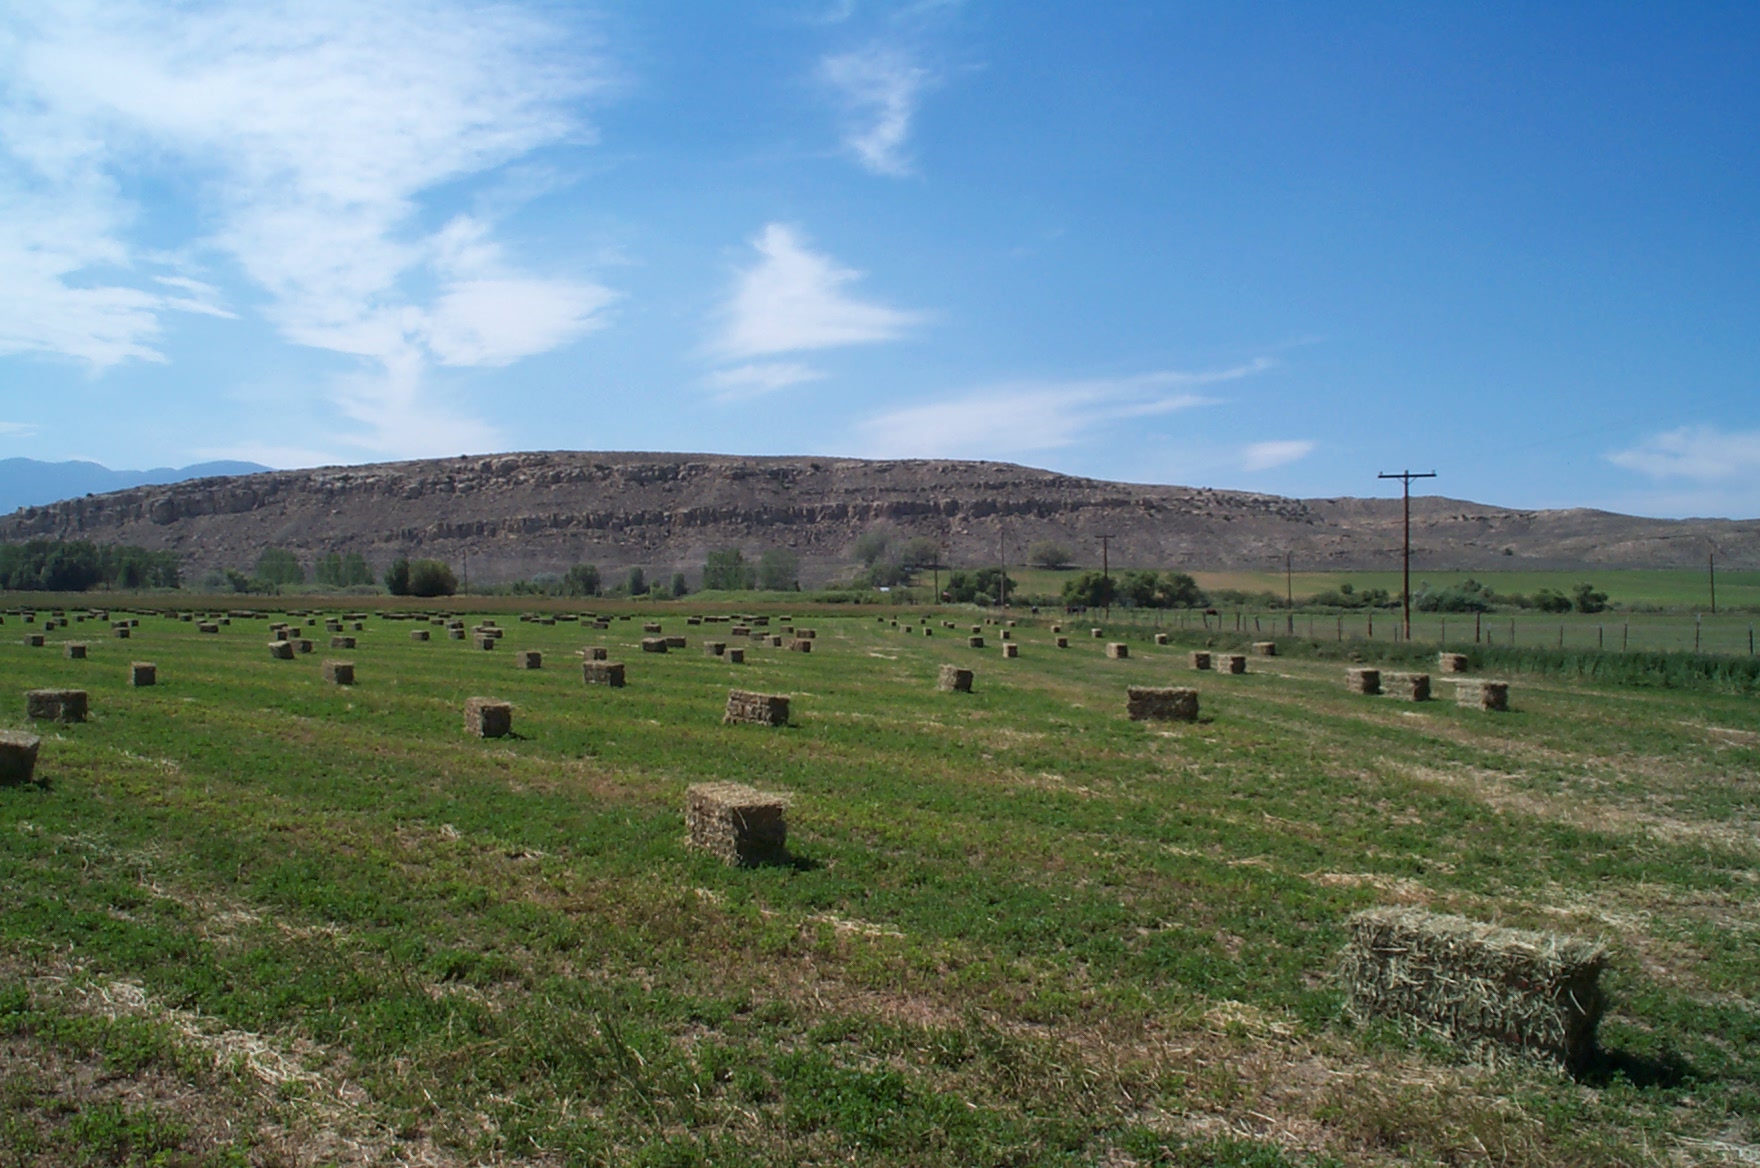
[1,450,1753,584]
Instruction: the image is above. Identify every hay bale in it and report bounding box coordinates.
[937,665,973,692]
[268,640,295,660]
[970,625,982,635]
[923,627,933,637]
[1386,672,1431,701]
[727,648,745,664]
[688,616,702,626]
[665,636,687,649]
[724,690,790,727]
[63,643,86,659]
[198,623,219,634]
[330,636,356,649]
[768,635,784,647]
[1220,654,1247,674]
[795,628,816,640]
[464,697,513,738]
[1456,679,1510,712]
[729,625,750,636]
[1154,633,1168,645]
[449,628,467,640]
[705,641,727,656]
[640,637,667,653]
[1126,686,1199,722]
[1054,636,1069,648]
[1050,624,1062,634]
[112,627,129,640]
[474,635,497,651]
[26,689,87,723]
[787,638,813,653]
[999,629,1011,641]
[1438,652,1470,673]
[1106,642,1129,659]
[295,639,315,654]
[1190,651,1212,670]
[584,646,609,660]
[325,620,342,633]
[1002,643,1019,658]
[516,650,542,669]
[322,660,355,685]
[686,782,788,867]
[0,730,41,784]
[1252,641,1277,657]
[1339,907,1606,1070]
[411,629,430,642]
[582,661,625,687]
[968,635,985,649]
[1346,667,1381,695]
[129,662,156,687]
[643,622,663,634]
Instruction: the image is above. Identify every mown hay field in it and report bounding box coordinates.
[1,608,1756,1166]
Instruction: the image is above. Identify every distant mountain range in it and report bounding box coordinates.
[0,458,273,517]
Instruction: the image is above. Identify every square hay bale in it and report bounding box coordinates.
[584,646,609,660]
[1456,679,1510,711]
[582,661,626,687]
[475,635,499,651]
[665,636,687,649]
[724,690,790,727]
[325,620,342,632]
[410,629,431,642]
[1055,636,1069,648]
[1387,672,1431,701]
[322,660,355,685]
[464,697,513,738]
[999,629,1011,640]
[268,640,295,660]
[1154,633,1169,645]
[794,629,816,639]
[1190,651,1212,670]
[1126,686,1199,722]
[63,643,86,659]
[787,638,813,653]
[1339,907,1606,1070]
[751,616,770,627]
[1051,624,1062,634]
[0,730,41,785]
[1091,628,1104,638]
[295,639,315,654]
[449,628,467,640]
[129,662,156,687]
[641,637,668,653]
[967,635,985,649]
[686,782,788,867]
[110,626,128,640]
[1106,642,1129,659]
[688,616,702,626]
[767,635,784,647]
[705,641,727,656]
[330,636,356,649]
[970,625,982,635]
[937,665,973,692]
[1220,654,1247,674]
[1438,652,1470,673]
[198,623,219,634]
[1346,667,1381,695]
[730,624,750,636]
[727,648,745,664]
[643,622,663,634]
[516,650,542,669]
[1002,643,1019,658]
[1252,641,1277,656]
[27,689,87,723]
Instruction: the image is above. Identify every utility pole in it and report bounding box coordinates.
[998,524,1008,610]
[1709,544,1718,615]
[1378,469,1437,641]
[1100,532,1115,619]
[462,549,469,597]
[1285,551,1294,635]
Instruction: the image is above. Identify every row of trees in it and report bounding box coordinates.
[0,540,181,591]
[703,549,800,592]
[1059,570,1208,609]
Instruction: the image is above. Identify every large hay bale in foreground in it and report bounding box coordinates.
[1252,641,1277,656]
[129,662,156,687]
[1387,672,1431,701]
[1126,686,1199,722]
[582,661,625,687]
[0,730,42,784]
[1346,667,1381,695]
[268,640,295,660]
[1456,679,1510,711]
[1438,652,1469,673]
[1106,642,1129,659]
[464,697,513,738]
[938,665,973,692]
[1339,907,1607,1070]
[686,782,788,867]
[516,650,542,669]
[27,689,87,723]
[322,660,355,686]
[724,690,790,727]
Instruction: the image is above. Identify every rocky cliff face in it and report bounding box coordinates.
[1,450,1752,584]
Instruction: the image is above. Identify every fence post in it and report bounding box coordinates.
[1623,623,1628,651]
[1695,613,1702,653]
[1558,624,1564,648]
[1598,625,1603,650]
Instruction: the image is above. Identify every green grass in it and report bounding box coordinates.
[0,604,1756,1165]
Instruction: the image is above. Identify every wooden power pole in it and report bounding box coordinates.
[1378,469,1437,641]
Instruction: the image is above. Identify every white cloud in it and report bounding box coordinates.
[818,45,931,176]
[1607,425,1760,481]
[858,363,1271,459]
[1241,439,1315,471]
[704,361,827,401]
[0,0,613,455]
[0,421,41,437]
[714,223,923,360]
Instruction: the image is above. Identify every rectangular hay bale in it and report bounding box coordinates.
[129,662,156,687]
[686,781,788,867]
[322,660,355,685]
[0,730,41,784]
[464,697,512,737]
[1126,686,1199,722]
[582,661,625,687]
[937,665,973,692]
[1252,641,1277,656]
[724,689,790,727]
[1220,654,1246,674]
[1346,667,1381,695]
[63,643,86,659]
[516,650,542,669]
[268,640,295,660]
[1455,679,1509,711]
[641,637,668,653]
[26,689,87,723]
[1106,642,1129,659]
[1438,652,1470,673]
[1387,672,1430,701]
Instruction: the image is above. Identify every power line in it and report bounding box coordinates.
[1378,469,1437,640]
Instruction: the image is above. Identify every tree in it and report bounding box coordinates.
[702,550,753,591]
[1571,582,1609,614]
[384,558,411,596]
[626,567,648,596]
[1157,571,1207,608]
[1532,587,1573,614]
[255,548,304,586]
[407,559,457,597]
[896,537,942,569]
[946,568,1014,605]
[1028,541,1074,569]
[562,564,601,597]
[670,571,689,598]
[757,548,799,591]
[1061,570,1116,609]
[851,532,890,567]
[1116,570,1159,607]
[341,553,373,586]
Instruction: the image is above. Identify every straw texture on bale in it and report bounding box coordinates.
[641,637,668,653]
[1387,672,1431,701]
[1346,667,1381,695]
[1154,633,1168,645]
[685,782,788,868]
[0,730,41,784]
[787,638,813,653]
[1106,642,1129,659]
[63,643,86,659]
[322,660,355,685]
[1126,686,1199,722]
[1456,679,1510,711]
[268,640,295,660]
[724,690,790,727]
[1339,907,1607,1070]
[516,650,542,669]
[330,636,355,649]
[129,662,156,687]
[1220,654,1247,674]
[665,636,687,649]
[1091,628,1104,638]
[1438,652,1469,673]
[705,642,726,656]
[1252,641,1277,656]
[464,697,512,738]
[967,635,985,649]
[474,635,497,650]
[1002,643,1019,658]
[584,646,609,660]
[937,665,973,692]
[1190,651,1212,670]
[27,689,87,723]
[582,661,625,687]
[113,627,129,639]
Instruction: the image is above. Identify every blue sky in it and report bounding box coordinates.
[2,2,1757,518]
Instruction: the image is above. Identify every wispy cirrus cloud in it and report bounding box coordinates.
[703,361,828,402]
[712,223,923,368]
[857,362,1272,459]
[0,421,41,438]
[818,45,932,176]
[1607,425,1760,481]
[0,0,614,455]
[1241,439,1315,471]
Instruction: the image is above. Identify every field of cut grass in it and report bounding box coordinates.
[2,605,1757,1166]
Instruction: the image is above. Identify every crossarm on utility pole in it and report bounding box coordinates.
[1378,470,1437,641]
